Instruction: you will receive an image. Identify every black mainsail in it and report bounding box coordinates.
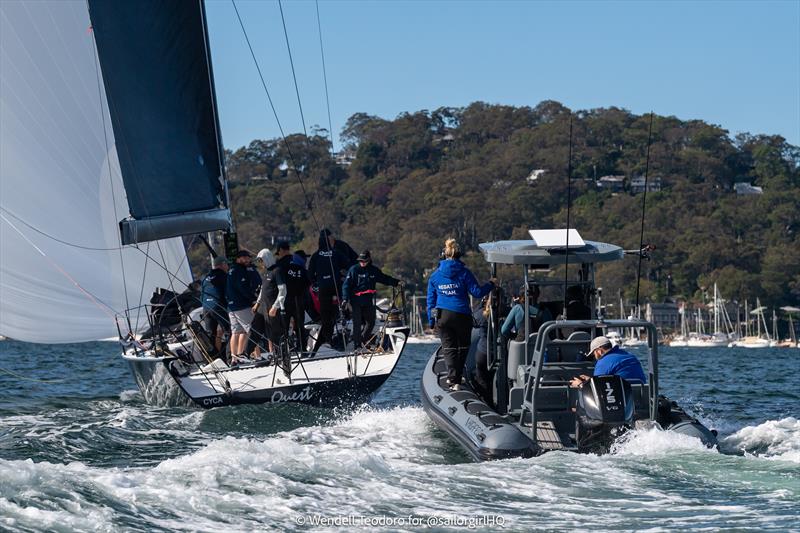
[87,0,231,245]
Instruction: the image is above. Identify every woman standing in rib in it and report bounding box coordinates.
[427,239,496,391]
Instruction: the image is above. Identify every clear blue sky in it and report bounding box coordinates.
[205,0,800,151]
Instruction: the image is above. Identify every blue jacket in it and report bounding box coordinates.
[226,263,262,312]
[342,263,399,305]
[594,346,647,383]
[201,268,227,313]
[427,259,493,323]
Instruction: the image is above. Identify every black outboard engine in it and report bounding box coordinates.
[575,375,635,453]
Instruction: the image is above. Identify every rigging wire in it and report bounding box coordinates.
[278,0,308,138]
[634,112,655,312]
[232,0,350,351]
[563,115,574,317]
[231,0,316,215]
[0,207,122,251]
[315,0,335,154]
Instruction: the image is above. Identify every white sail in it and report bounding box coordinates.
[0,0,190,343]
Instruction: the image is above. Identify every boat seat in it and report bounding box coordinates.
[541,331,591,363]
[507,333,537,380]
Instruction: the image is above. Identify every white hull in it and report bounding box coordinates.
[730,337,771,349]
[122,326,410,407]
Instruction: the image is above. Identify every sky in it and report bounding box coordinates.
[204,0,800,152]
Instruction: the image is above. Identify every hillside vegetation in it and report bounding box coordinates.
[191,101,800,309]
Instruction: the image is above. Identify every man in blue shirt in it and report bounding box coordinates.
[570,335,647,387]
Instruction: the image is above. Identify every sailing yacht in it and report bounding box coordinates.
[407,296,439,344]
[686,284,730,347]
[668,303,690,347]
[0,0,409,407]
[731,299,771,348]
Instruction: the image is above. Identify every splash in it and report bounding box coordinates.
[721,417,800,463]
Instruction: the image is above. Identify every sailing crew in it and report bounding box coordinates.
[226,250,261,363]
[342,250,401,350]
[308,231,349,354]
[272,241,311,351]
[248,248,275,358]
[501,284,553,341]
[569,335,647,387]
[427,238,495,391]
[321,228,358,267]
[200,256,229,353]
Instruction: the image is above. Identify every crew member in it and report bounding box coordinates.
[201,256,229,353]
[248,248,275,358]
[271,241,310,352]
[570,335,647,387]
[321,228,358,267]
[308,232,349,354]
[226,250,261,362]
[427,238,495,391]
[501,285,553,341]
[342,250,401,350]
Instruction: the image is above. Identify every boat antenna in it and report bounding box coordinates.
[563,115,574,317]
[315,0,336,154]
[634,112,655,312]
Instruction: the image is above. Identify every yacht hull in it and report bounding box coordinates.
[124,327,409,408]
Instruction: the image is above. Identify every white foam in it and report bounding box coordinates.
[610,426,716,457]
[721,417,800,463]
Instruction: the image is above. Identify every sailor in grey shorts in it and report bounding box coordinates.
[229,308,255,334]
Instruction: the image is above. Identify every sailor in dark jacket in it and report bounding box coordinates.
[308,231,349,354]
[342,250,401,349]
[201,256,229,352]
[321,228,358,267]
[226,250,262,359]
[270,242,311,351]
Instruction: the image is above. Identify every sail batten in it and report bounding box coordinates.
[87,0,231,244]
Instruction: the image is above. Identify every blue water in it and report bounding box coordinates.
[0,340,798,531]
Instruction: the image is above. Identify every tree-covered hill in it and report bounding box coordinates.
[191,101,799,310]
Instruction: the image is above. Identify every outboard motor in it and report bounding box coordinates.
[575,375,635,453]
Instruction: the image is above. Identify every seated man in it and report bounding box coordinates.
[570,335,646,387]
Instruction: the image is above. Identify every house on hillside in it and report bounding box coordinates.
[646,302,680,331]
[596,175,625,192]
[630,175,662,194]
[734,182,763,195]
[334,152,355,167]
[526,169,547,184]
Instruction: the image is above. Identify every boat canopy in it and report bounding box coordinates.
[479,229,623,266]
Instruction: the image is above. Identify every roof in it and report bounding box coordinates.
[479,230,624,265]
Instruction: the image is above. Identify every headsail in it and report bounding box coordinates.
[0,0,191,342]
[87,0,231,245]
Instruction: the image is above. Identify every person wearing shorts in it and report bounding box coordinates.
[226,250,262,361]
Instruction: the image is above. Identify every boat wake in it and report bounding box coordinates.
[720,417,800,463]
[1,406,798,531]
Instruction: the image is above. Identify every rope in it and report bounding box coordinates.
[278,0,308,138]
[315,0,335,153]
[634,112,655,311]
[232,0,349,352]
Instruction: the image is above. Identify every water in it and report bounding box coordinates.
[0,341,797,532]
